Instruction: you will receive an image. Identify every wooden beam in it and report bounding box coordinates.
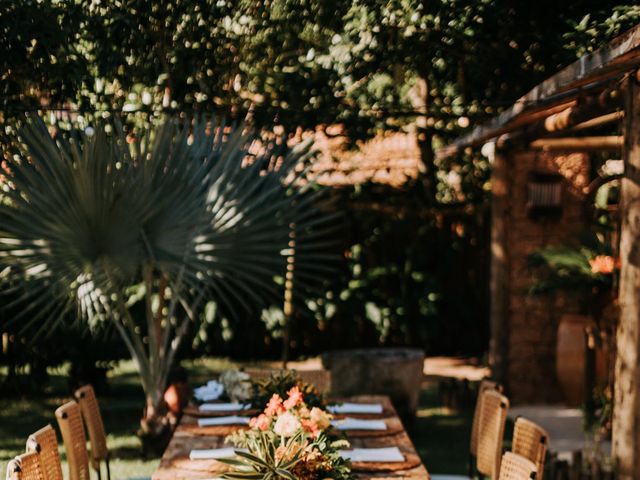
[435,100,576,160]
[613,74,640,480]
[497,89,623,148]
[529,136,623,151]
[539,90,621,134]
[569,110,624,132]
[435,24,640,159]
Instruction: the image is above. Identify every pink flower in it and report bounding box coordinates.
[265,394,285,416]
[273,411,301,437]
[283,386,304,410]
[250,413,271,431]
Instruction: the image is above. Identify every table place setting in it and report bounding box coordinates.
[188,448,248,460]
[196,416,251,427]
[339,447,405,462]
[332,417,388,431]
[340,445,423,473]
[328,402,384,415]
[198,402,250,412]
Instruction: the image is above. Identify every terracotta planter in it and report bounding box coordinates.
[556,314,589,406]
[164,382,189,415]
[321,348,424,419]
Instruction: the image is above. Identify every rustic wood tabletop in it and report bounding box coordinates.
[152,395,429,480]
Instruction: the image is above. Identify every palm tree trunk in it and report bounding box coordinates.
[139,387,173,456]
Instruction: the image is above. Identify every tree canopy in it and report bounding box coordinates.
[3,1,638,202]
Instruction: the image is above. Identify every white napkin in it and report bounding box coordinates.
[331,417,387,431]
[197,416,250,427]
[199,403,250,412]
[328,402,384,414]
[339,447,404,462]
[189,448,238,460]
[194,381,224,402]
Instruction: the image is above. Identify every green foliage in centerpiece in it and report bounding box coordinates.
[223,386,353,480]
[250,370,326,410]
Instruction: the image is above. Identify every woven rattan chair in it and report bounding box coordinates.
[55,401,91,480]
[512,417,549,480]
[470,379,501,457]
[74,385,110,480]
[245,368,332,394]
[476,389,510,480]
[5,451,43,480]
[25,425,63,480]
[498,452,537,480]
[430,380,504,480]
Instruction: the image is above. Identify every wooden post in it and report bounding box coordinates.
[613,74,640,480]
[489,147,510,385]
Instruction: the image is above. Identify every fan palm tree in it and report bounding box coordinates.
[0,115,338,448]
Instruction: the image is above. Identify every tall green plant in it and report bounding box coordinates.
[0,116,336,446]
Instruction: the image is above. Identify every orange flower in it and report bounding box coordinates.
[298,406,310,418]
[265,394,285,416]
[250,413,271,431]
[589,255,616,274]
[301,418,320,438]
[283,386,304,410]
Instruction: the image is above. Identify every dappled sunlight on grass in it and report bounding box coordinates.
[410,382,473,475]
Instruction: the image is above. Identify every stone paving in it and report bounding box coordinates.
[508,404,610,460]
[421,356,605,459]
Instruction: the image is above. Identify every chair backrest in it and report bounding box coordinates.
[5,452,43,480]
[55,401,90,480]
[74,384,109,468]
[512,417,549,480]
[245,368,332,394]
[498,452,537,480]
[476,389,510,480]
[25,425,63,480]
[470,379,501,456]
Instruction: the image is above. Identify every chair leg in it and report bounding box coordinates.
[96,466,102,480]
[106,458,111,480]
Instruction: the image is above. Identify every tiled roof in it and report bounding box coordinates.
[309,129,423,188]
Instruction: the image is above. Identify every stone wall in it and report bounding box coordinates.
[496,149,590,403]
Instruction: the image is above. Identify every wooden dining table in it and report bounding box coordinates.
[152,395,430,479]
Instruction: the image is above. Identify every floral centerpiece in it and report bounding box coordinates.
[222,386,354,479]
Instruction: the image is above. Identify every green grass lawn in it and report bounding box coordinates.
[412,384,474,475]
[1,358,474,478]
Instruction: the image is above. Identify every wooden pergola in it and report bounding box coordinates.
[438,24,640,479]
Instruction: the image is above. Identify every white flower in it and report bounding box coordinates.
[273,412,301,437]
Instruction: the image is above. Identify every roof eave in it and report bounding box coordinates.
[437,23,640,159]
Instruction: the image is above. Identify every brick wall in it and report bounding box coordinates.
[499,149,590,403]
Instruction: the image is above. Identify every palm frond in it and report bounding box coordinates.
[0,115,337,341]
